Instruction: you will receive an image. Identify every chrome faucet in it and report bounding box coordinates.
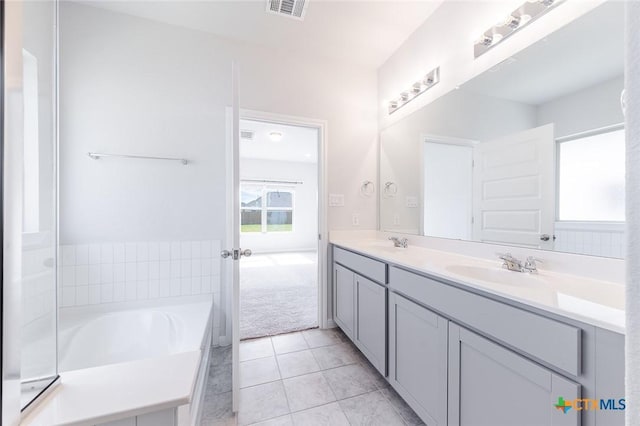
[523,256,542,274]
[389,236,409,248]
[498,253,523,272]
[498,253,542,273]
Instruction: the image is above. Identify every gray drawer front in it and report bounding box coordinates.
[334,247,387,284]
[390,266,581,376]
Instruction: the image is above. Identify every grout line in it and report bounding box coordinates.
[270,337,285,383]
[288,400,348,419]
[378,387,412,426]
[269,336,293,417]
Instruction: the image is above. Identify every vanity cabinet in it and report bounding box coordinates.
[330,244,625,426]
[334,263,356,339]
[333,247,387,375]
[354,275,386,375]
[388,292,448,426]
[448,323,581,426]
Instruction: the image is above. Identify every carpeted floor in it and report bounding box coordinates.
[240,252,318,339]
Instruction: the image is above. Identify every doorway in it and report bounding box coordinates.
[238,118,320,339]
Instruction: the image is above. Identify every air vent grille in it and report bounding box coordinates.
[267,0,307,20]
[240,130,254,140]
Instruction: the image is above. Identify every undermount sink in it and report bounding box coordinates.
[445,264,545,287]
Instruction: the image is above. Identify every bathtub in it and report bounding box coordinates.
[56,295,214,425]
[58,296,212,372]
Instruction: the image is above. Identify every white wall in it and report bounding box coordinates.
[60,2,378,342]
[240,158,318,253]
[537,75,624,138]
[60,2,378,247]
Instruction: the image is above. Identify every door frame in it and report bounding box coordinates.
[223,108,330,347]
[237,108,329,329]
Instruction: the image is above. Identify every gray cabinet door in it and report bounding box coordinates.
[448,323,581,426]
[354,274,387,376]
[334,263,355,339]
[389,292,448,426]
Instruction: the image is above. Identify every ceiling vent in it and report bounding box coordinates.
[240,130,255,140]
[267,0,308,20]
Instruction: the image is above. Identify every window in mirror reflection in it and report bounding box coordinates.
[558,128,625,222]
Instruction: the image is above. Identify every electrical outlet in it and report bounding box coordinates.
[406,196,418,208]
[393,214,400,225]
[352,213,360,226]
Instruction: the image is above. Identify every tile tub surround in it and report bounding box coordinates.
[554,222,625,258]
[23,244,56,326]
[200,329,424,426]
[59,240,221,307]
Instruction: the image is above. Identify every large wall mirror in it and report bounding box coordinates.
[380,1,625,259]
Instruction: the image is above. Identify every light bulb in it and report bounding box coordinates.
[269,131,283,142]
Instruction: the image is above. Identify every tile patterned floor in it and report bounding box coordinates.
[200,328,425,426]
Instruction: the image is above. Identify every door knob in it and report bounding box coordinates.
[221,249,252,259]
[540,234,556,241]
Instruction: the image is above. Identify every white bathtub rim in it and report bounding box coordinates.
[58,295,213,373]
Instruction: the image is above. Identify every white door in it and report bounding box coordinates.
[222,62,252,412]
[472,124,555,249]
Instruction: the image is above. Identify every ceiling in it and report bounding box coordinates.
[239,119,318,163]
[462,1,624,105]
[80,0,444,68]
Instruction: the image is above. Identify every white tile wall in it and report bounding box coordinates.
[554,222,625,258]
[23,245,57,326]
[59,240,221,308]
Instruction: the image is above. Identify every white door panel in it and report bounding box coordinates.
[473,124,555,249]
[230,62,241,412]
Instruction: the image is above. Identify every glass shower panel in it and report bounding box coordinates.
[20,0,59,409]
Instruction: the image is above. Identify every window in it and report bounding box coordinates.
[241,184,294,233]
[558,128,625,222]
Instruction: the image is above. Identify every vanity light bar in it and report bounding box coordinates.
[474,0,565,58]
[388,67,440,115]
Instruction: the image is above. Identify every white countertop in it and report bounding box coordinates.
[331,238,625,334]
[21,351,200,426]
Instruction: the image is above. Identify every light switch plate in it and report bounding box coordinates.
[329,194,345,207]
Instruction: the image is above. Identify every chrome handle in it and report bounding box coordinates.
[221,249,252,259]
[540,234,551,241]
[526,256,543,263]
